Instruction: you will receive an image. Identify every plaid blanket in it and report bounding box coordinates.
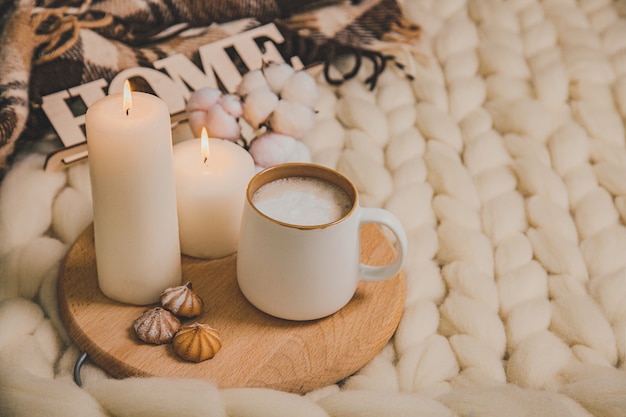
[0,0,419,172]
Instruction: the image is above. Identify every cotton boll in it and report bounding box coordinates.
[185,87,222,112]
[248,133,298,168]
[242,87,278,129]
[236,69,268,97]
[262,62,295,94]
[551,295,618,365]
[505,298,552,350]
[269,100,315,139]
[203,103,241,141]
[494,232,533,277]
[280,70,318,109]
[218,94,243,118]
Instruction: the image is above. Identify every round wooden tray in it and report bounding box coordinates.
[58,223,405,393]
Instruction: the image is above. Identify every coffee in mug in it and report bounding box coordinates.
[237,163,407,321]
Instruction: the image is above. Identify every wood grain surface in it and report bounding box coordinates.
[58,223,405,393]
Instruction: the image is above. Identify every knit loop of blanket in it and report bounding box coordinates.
[2,1,626,416]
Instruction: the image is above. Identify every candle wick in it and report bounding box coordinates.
[203,156,208,165]
[126,108,130,116]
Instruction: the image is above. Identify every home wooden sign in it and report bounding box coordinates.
[42,23,304,172]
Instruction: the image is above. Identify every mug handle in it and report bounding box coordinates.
[359,207,408,282]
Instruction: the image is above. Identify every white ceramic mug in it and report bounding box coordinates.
[236,163,407,321]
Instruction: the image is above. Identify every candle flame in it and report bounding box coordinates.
[123,80,132,116]
[201,128,209,166]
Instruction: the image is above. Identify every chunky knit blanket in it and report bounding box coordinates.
[2,0,626,416]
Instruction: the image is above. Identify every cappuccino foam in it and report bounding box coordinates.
[252,177,352,226]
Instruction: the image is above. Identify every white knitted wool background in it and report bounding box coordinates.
[1,0,626,416]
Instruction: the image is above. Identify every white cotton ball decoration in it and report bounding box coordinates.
[242,87,279,128]
[269,100,315,139]
[218,94,243,118]
[280,70,318,109]
[201,103,240,141]
[262,62,295,94]
[236,69,268,97]
[185,87,222,112]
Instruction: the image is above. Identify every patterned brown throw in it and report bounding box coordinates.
[0,0,419,172]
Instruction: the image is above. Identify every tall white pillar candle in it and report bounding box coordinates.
[86,86,182,305]
[173,134,255,259]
